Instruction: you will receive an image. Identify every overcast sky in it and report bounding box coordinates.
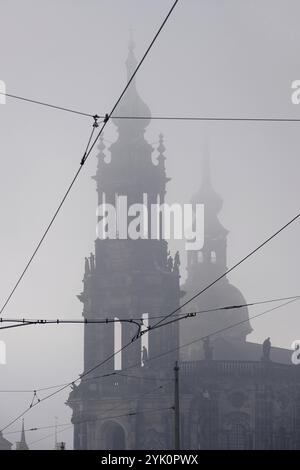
[1,0,300,449]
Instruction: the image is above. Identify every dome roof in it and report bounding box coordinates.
[181,278,253,343]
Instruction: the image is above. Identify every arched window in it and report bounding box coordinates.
[211,251,216,263]
[197,251,204,263]
[100,421,126,450]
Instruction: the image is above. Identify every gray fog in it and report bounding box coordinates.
[0,0,300,449]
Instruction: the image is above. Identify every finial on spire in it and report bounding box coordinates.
[112,39,151,129]
[129,27,135,51]
[191,133,223,214]
[126,33,137,81]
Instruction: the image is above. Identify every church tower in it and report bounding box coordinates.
[67,43,180,450]
[181,138,252,360]
[15,419,29,450]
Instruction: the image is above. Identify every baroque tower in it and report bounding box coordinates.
[67,43,181,450]
[180,138,252,360]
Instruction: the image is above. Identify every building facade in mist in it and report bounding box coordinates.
[67,45,300,450]
[67,43,181,449]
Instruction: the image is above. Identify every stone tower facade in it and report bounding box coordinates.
[67,44,181,450]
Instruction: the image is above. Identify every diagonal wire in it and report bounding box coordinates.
[0,120,98,317]
[0,0,179,318]
[1,293,297,433]
[148,211,300,332]
[0,91,94,118]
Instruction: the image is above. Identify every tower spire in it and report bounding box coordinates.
[112,42,151,131]
[126,37,137,82]
[16,419,29,450]
[191,135,223,215]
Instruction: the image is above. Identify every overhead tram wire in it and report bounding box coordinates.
[0,370,174,395]
[18,406,174,440]
[0,91,95,118]
[26,288,300,452]
[4,291,295,398]
[6,385,174,449]
[28,425,72,447]
[0,0,180,318]
[4,381,173,437]
[29,427,71,447]
[108,297,300,378]
[1,291,299,434]
[3,0,299,432]
[1,294,300,332]
[3,294,294,393]
[27,407,173,447]
[1,294,295,393]
[0,0,182,433]
[0,295,297,434]
[4,92,300,123]
[112,115,300,123]
[0,332,155,432]
[70,296,300,383]
[136,297,300,368]
[146,211,300,334]
[0,370,120,395]
[0,117,100,317]
[0,316,143,333]
[26,405,174,447]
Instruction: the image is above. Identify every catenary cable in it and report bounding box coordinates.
[0,0,179,318]
[148,212,300,333]
[1,294,299,332]
[4,92,300,123]
[1,294,298,433]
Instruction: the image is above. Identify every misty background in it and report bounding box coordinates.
[0,0,300,449]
